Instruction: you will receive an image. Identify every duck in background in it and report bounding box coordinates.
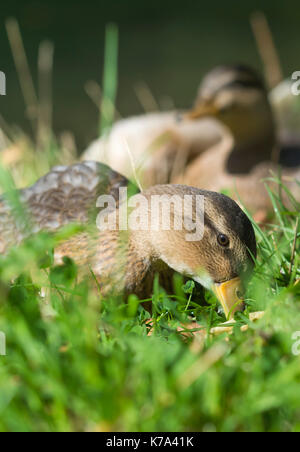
[82,113,225,187]
[270,77,300,167]
[81,71,232,187]
[180,65,300,214]
[0,161,256,319]
[82,65,299,211]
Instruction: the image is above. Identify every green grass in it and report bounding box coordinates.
[0,172,299,432]
[99,23,119,135]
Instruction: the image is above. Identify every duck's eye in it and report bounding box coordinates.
[217,234,230,247]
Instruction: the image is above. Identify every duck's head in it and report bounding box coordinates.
[187,65,275,152]
[131,185,256,318]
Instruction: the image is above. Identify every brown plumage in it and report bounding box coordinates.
[0,162,256,317]
[81,111,223,187]
[0,161,130,254]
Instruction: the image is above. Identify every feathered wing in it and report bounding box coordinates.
[0,161,132,254]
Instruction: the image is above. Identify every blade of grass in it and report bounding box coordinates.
[289,217,299,277]
[99,23,119,135]
[5,18,38,135]
[37,40,54,150]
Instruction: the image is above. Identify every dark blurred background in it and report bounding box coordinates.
[0,0,300,150]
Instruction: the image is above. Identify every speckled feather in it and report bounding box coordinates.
[0,161,130,253]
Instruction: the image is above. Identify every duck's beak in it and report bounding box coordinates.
[185,100,219,120]
[214,277,244,320]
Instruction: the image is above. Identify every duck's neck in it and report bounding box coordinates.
[124,231,174,298]
[94,228,160,299]
[226,103,276,174]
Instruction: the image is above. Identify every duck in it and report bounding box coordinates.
[82,65,300,213]
[81,96,225,187]
[0,161,256,319]
[180,65,300,213]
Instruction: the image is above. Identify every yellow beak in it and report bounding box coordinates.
[186,101,219,120]
[214,277,244,320]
